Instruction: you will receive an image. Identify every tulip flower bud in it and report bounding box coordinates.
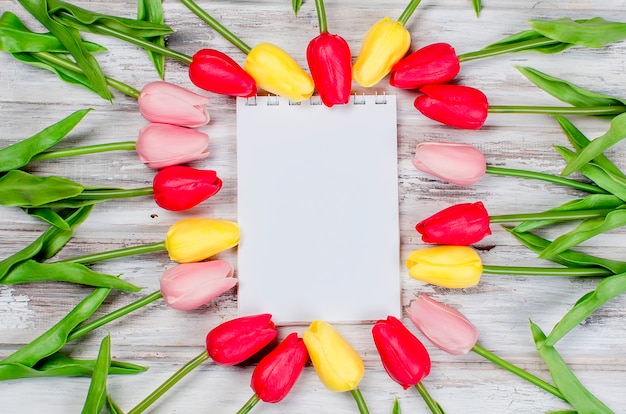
[406,246,482,288]
[412,142,486,186]
[206,314,278,365]
[189,49,257,98]
[303,320,364,392]
[152,166,222,211]
[244,42,315,102]
[407,294,479,355]
[159,260,237,310]
[138,81,210,127]
[414,84,489,130]
[372,316,431,390]
[390,43,460,89]
[251,332,309,403]
[136,123,210,170]
[165,217,240,263]
[306,32,352,107]
[416,201,492,245]
[353,17,411,87]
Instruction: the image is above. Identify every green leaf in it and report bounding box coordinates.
[562,113,626,176]
[392,398,400,414]
[81,334,110,414]
[529,16,626,49]
[530,321,614,413]
[23,207,73,229]
[0,108,91,172]
[1,288,111,367]
[17,0,113,100]
[107,394,125,414]
[292,0,303,15]
[0,170,84,207]
[1,260,141,291]
[517,67,626,109]
[478,29,572,55]
[546,272,626,346]
[136,0,166,78]
[470,0,481,17]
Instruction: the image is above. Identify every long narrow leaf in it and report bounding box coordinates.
[81,334,110,414]
[136,0,166,78]
[0,170,84,207]
[529,17,626,49]
[470,0,482,17]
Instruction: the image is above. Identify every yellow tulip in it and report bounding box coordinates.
[352,17,411,87]
[244,42,315,102]
[302,320,365,392]
[165,218,240,263]
[406,245,482,288]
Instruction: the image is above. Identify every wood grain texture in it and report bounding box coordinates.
[1,0,625,413]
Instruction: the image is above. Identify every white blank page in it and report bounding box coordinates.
[236,95,400,324]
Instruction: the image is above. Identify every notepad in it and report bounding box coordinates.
[236,95,400,324]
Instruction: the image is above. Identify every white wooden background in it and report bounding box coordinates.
[1,0,626,413]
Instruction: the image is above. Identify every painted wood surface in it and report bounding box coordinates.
[1,0,625,412]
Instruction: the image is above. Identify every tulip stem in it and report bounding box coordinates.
[414,382,445,414]
[458,38,560,62]
[31,142,137,161]
[127,350,210,414]
[314,0,328,33]
[489,209,613,224]
[67,290,163,342]
[471,343,565,400]
[31,51,141,99]
[55,241,166,265]
[73,187,154,201]
[350,388,370,414]
[482,265,613,277]
[236,394,260,414]
[485,166,607,194]
[488,105,626,116]
[180,0,252,54]
[398,0,423,26]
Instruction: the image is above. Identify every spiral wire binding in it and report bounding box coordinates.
[244,93,389,106]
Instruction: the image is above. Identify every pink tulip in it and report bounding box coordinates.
[407,294,479,355]
[159,260,237,310]
[138,81,210,127]
[136,123,210,170]
[412,142,486,186]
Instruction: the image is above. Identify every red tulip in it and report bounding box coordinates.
[414,84,489,130]
[152,166,222,211]
[416,201,491,245]
[306,32,352,107]
[206,314,278,366]
[372,316,431,390]
[189,49,257,98]
[251,332,309,403]
[390,42,460,89]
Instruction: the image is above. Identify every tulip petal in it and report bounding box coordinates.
[406,246,482,288]
[136,123,210,170]
[412,142,486,186]
[138,81,210,127]
[165,218,240,263]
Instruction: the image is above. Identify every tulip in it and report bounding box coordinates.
[244,42,315,102]
[416,201,492,245]
[138,81,210,127]
[189,48,257,97]
[206,313,278,365]
[412,142,486,186]
[159,260,236,310]
[414,84,489,130]
[152,166,222,211]
[136,123,210,170]
[165,217,240,263]
[406,246,482,288]
[390,42,460,89]
[372,316,431,389]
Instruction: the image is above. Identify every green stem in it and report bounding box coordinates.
[482,265,613,277]
[488,106,626,116]
[31,142,137,161]
[458,38,560,62]
[179,0,251,54]
[67,290,163,342]
[31,52,140,99]
[74,187,154,200]
[486,166,607,194]
[471,343,565,400]
[314,0,328,33]
[236,394,260,414]
[398,0,422,26]
[489,209,613,224]
[56,241,166,265]
[414,382,445,414]
[350,388,370,414]
[127,350,210,414]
